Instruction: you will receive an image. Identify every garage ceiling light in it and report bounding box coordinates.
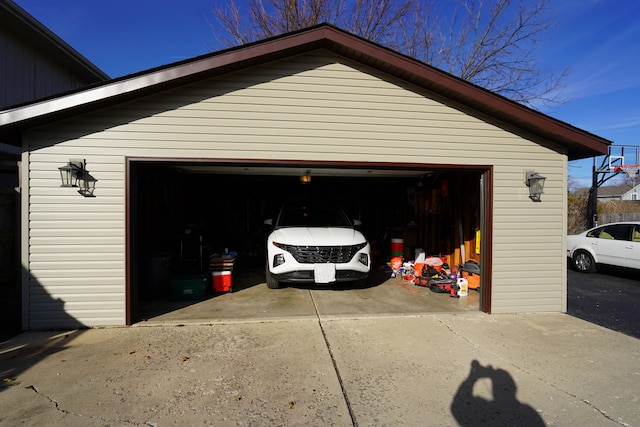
[300,170,311,184]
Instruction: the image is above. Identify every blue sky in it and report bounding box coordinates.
[13,0,640,188]
[537,0,640,187]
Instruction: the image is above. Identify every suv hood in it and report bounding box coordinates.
[270,227,366,246]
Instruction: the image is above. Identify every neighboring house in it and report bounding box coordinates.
[0,24,610,330]
[0,0,108,338]
[622,183,640,201]
[576,184,638,202]
[0,0,109,110]
[570,185,640,230]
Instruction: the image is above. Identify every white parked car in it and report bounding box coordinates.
[567,222,640,273]
[264,204,371,289]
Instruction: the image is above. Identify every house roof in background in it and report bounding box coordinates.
[575,184,638,198]
[0,0,109,82]
[0,23,610,159]
[598,184,635,197]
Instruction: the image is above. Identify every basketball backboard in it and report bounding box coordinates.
[595,145,640,173]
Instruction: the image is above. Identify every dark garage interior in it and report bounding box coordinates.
[129,161,485,322]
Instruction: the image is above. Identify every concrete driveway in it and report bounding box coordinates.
[2,312,638,426]
[137,268,480,324]
[3,269,638,426]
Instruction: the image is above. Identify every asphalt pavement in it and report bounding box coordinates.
[567,267,640,339]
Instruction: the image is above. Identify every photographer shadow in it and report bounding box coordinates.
[451,360,545,426]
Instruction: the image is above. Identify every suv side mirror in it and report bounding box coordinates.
[353,219,362,226]
[264,219,273,226]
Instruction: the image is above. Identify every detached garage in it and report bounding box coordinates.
[0,24,609,329]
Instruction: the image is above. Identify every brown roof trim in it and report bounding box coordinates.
[0,23,609,159]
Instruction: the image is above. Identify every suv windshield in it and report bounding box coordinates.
[276,205,353,228]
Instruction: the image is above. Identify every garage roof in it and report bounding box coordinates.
[0,23,610,159]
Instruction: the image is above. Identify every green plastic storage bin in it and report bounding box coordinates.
[170,274,208,301]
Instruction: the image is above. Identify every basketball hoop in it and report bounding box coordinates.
[613,164,640,178]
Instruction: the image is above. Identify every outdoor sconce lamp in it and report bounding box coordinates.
[58,160,83,187]
[77,171,97,197]
[525,171,546,202]
[58,159,97,197]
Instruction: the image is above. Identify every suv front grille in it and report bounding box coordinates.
[275,243,366,264]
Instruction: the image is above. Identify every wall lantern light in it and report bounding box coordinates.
[58,159,97,197]
[525,171,546,202]
[58,160,84,187]
[77,171,97,197]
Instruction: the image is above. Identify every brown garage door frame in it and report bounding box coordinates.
[125,157,493,324]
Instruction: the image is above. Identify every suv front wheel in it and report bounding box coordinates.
[265,263,281,289]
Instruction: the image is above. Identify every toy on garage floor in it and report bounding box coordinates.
[415,262,469,298]
[392,249,470,298]
[414,262,451,296]
[409,253,441,284]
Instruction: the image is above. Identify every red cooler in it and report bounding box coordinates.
[212,271,232,292]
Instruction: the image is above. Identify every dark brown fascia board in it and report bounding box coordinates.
[0,23,609,159]
[0,0,109,82]
[0,26,331,131]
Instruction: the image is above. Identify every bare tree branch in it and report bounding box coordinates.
[210,0,567,107]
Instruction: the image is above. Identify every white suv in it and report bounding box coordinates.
[264,204,371,289]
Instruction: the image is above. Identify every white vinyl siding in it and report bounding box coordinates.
[25,150,125,328]
[25,50,568,327]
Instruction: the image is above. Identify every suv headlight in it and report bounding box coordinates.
[353,242,367,251]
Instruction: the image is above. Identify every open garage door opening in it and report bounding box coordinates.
[127,160,490,324]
